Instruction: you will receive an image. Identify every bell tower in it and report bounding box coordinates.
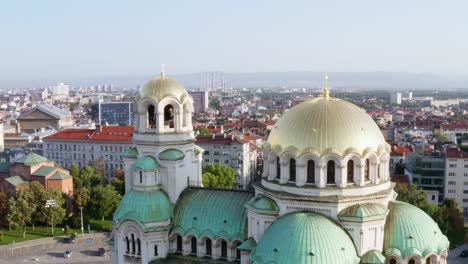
[124,66,203,203]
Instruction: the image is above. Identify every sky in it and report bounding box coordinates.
[1,0,468,85]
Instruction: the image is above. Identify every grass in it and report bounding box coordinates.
[89,219,112,232]
[0,225,81,246]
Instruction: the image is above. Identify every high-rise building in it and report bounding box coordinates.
[390,92,402,104]
[50,83,70,101]
[188,91,209,114]
[92,102,134,126]
[444,148,468,215]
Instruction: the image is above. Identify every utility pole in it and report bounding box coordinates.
[80,207,84,237]
[45,199,58,236]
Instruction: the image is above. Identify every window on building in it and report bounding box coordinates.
[289,158,296,182]
[154,245,158,256]
[164,105,174,128]
[204,151,210,155]
[450,164,457,168]
[190,237,197,255]
[148,105,156,128]
[347,160,354,184]
[365,159,370,181]
[220,240,228,259]
[327,160,335,185]
[389,259,397,264]
[204,159,209,163]
[139,171,143,183]
[307,160,315,184]
[448,181,457,185]
[276,157,281,179]
[224,160,229,164]
[176,235,182,253]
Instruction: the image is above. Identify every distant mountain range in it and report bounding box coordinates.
[2,72,468,90]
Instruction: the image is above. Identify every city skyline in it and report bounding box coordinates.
[1,0,468,88]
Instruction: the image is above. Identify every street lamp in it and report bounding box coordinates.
[80,207,84,237]
[45,199,58,236]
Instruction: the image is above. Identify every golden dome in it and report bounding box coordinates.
[139,76,187,103]
[265,97,389,157]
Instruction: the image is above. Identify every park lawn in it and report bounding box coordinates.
[89,218,113,232]
[0,225,81,246]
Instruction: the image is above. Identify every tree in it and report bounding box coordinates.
[394,183,428,208]
[94,156,106,179]
[7,189,37,238]
[195,127,212,135]
[41,188,66,234]
[24,182,48,230]
[90,185,122,221]
[202,163,235,189]
[433,198,465,247]
[69,163,80,178]
[74,187,91,209]
[0,192,9,227]
[111,177,125,196]
[433,133,449,142]
[115,168,125,180]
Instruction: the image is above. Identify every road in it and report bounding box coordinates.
[0,236,110,264]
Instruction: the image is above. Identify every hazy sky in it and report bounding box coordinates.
[1,0,468,83]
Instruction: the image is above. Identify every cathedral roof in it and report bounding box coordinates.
[338,203,387,222]
[172,188,253,241]
[264,97,389,157]
[122,147,138,159]
[133,155,158,171]
[250,211,359,264]
[15,152,48,165]
[113,190,172,227]
[139,76,188,103]
[159,148,185,161]
[245,194,279,215]
[383,201,449,258]
[360,250,385,264]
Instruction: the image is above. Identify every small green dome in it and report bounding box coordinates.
[139,76,187,103]
[384,201,449,257]
[159,148,185,161]
[113,190,172,228]
[245,194,279,215]
[133,155,158,171]
[250,211,359,264]
[339,203,387,222]
[122,147,138,159]
[360,250,385,264]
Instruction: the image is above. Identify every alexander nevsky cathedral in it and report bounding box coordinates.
[109,70,449,264]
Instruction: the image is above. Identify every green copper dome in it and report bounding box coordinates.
[133,155,158,171]
[122,147,138,159]
[250,211,359,264]
[113,190,172,229]
[360,250,385,264]
[383,201,449,258]
[245,194,279,215]
[339,203,387,222]
[139,76,187,103]
[159,148,185,161]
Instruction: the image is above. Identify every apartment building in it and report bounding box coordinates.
[444,148,468,216]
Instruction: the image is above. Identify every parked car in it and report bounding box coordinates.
[460,249,468,258]
[68,234,76,244]
[97,248,106,256]
[64,250,72,258]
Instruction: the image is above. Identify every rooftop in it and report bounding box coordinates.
[43,126,133,142]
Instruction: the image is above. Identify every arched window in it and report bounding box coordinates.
[131,234,135,254]
[182,104,188,127]
[234,241,241,261]
[289,158,296,182]
[378,163,382,180]
[190,237,197,255]
[221,240,228,259]
[176,235,182,253]
[276,157,281,179]
[147,105,156,128]
[347,160,354,184]
[154,245,158,256]
[139,171,143,183]
[137,238,141,255]
[365,159,370,181]
[205,239,212,256]
[307,160,315,184]
[389,258,397,264]
[426,257,431,264]
[327,160,335,185]
[125,237,130,253]
[408,259,415,264]
[164,105,174,128]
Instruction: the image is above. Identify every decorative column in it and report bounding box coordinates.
[296,164,306,186]
[357,163,365,187]
[337,164,347,188]
[316,164,326,188]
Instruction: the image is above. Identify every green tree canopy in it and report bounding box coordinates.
[69,162,80,178]
[202,163,235,189]
[195,127,212,135]
[90,185,122,221]
[0,192,8,227]
[7,186,37,238]
[394,183,428,208]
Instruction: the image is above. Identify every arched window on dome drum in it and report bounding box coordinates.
[190,237,197,255]
[378,163,381,180]
[347,160,354,184]
[137,238,141,255]
[147,105,156,128]
[388,258,397,264]
[276,157,281,179]
[164,105,175,128]
[176,235,182,253]
[131,234,135,254]
[307,160,315,184]
[426,257,431,264]
[289,158,296,182]
[408,259,416,264]
[182,104,188,128]
[365,159,370,181]
[125,237,130,253]
[221,240,228,259]
[205,238,212,256]
[327,160,335,184]
[234,241,241,261]
[139,171,143,183]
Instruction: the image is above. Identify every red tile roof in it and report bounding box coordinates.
[445,148,468,159]
[391,145,414,156]
[43,126,133,142]
[440,123,468,129]
[196,134,248,145]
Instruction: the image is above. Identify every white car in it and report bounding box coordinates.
[64,250,72,258]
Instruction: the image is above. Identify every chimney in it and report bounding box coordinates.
[224,133,226,139]
[212,133,215,139]
[95,124,102,133]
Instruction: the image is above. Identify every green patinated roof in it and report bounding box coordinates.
[5,175,27,187]
[238,237,256,251]
[123,147,138,159]
[48,171,72,180]
[245,194,279,215]
[339,203,387,222]
[0,161,10,173]
[360,250,385,264]
[15,152,48,165]
[173,188,253,241]
[383,201,449,257]
[250,211,359,264]
[159,149,185,161]
[114,190,172,226]
[32,166,56,177]
[133,155,158,171]
[194,145,204,155]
